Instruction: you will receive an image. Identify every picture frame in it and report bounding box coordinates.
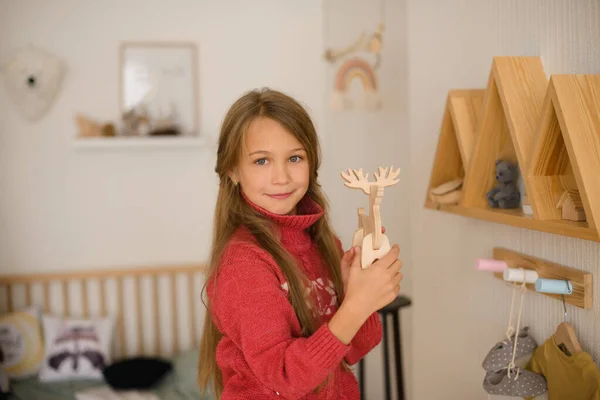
[118,41,199,137]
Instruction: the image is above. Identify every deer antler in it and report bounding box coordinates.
[374,166,401,188]
[341,168,372,195]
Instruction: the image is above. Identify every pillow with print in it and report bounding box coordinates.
[39,315,115,382]
[0,307,45,379]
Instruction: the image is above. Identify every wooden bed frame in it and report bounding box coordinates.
[0,263,207,360]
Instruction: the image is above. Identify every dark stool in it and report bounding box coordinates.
[359,295,412,400]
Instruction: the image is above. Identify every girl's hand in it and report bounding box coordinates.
[340,226,386,293]
[344,243,402,319]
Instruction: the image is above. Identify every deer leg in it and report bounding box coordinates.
[357,208,365,229]
[369,187,384,250]
[351,208,366,248]
[373,204,382,250]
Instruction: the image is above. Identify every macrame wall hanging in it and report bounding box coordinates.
[323,0,385,111]
[1,44,66,122]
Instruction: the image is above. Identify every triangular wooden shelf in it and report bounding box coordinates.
[461,56,548,209]
[424,89,484,204]
[528,74,600,235]
[448,89,485,169]
[425,57,600,242]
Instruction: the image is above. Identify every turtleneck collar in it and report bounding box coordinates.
[241,191,324,252]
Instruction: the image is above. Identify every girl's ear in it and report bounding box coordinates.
[228,170,239,186]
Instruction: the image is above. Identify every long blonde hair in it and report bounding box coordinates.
[197,88,347,397]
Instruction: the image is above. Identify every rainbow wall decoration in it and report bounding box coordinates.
[331,57,381,111]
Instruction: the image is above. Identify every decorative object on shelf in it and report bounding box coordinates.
[341,166,400,268]
[556,189,586,222]
[121,106,151,137]
[486,160,521,209]
[75,114,116,138]
[521,194,533,216]
[1,44,66,122]
[119,41,198,137]
[323,0,385,112]
[428,177,463,207]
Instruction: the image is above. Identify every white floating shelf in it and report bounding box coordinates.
[72,135,208,150]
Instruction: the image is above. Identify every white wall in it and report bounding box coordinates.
[408,1,600,399]
[0,1,410,399]
[0,0,326,272]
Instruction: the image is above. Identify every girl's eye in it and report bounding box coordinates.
[289,155,303,163]
[254,158,268,166]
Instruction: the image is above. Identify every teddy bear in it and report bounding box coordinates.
[486,160,521,209]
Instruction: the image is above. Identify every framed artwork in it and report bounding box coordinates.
[119,41,199,137]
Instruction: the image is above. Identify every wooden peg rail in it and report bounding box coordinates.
[492,247,593,309]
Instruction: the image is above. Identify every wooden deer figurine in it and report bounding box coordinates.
[341,166,401,268]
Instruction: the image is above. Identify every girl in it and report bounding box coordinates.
[198,88,403,399]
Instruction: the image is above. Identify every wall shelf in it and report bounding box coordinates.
[424,200,598,242]
[425,56,600,243]
[72,136,207,150]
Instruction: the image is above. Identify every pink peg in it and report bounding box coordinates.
[475,258,508,272]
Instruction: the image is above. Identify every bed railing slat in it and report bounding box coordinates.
[135,276,143,355]
[81,280,88,318]
[62,281,69,317]
[171,273,179,354]
[25,284,32,308]
[117,277,126,358]
[153,275,161,356]
[6,285,13,313]
[43,281,50,314]
[99,279,106,317]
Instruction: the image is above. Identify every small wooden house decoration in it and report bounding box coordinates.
[556,189,586,222]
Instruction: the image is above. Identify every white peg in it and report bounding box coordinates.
[503,268,538,284]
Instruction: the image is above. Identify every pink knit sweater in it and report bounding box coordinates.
[207,194,382,399]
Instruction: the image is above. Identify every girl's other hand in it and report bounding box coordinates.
[344,245,402,319]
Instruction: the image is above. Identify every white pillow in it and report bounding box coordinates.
[39,315,115,382]
[0,307,44,379]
